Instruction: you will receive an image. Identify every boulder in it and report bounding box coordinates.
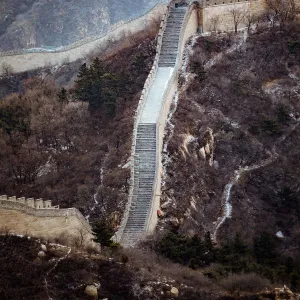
[275,286,294,300]
[169,217,179,227]
[157,209,164,218]
[204,144,210,155]
[93,282,101,289]
[41,244,47,252]
[85,285,98,299]
[276,231,284,239]
[170,287,179,297]
[199,147,206,159]
[38,251,46,258]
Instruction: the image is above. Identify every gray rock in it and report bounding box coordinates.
[85,285,98,299]
[41,244,47,252]
[171,287,179,297]
[38,251,46,258]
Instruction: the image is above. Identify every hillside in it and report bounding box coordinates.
[0,34,157,223]
[1,234,294,300]
[160,20,300,255]
[0,0,164,51]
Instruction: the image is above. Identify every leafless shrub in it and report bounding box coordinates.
[62,56,70,65]
[1,62,14,76]
[244,10,259,32]
[230,6,246,33]
[209,15,221,33]
[120,247,217,290]
[266,0,300,29]
[48,231,71,246]
[71,227,89,250]
[219,273,272,294]
[0,227,11,235]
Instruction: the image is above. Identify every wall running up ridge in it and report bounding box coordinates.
[0,4,167,76]
[116,1,198,247]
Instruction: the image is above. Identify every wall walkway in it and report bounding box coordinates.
[117,2,198,247]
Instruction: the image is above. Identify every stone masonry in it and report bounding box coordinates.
[0,196,94,247]
[120,7,187,247]
[0,195,58,209]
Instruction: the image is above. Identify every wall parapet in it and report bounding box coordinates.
[0,196,92,234]
[0,195,58,209]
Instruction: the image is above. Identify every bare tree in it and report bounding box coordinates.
[209,15,220,33]
[230,6,246,34]
[266,0,300,28]
[244,9,259,32]
[73,227,89,249]
[1,62,14,76]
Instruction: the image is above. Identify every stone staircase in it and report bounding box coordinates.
[159,8,186,67]
[121,124,156,245]
[121,6,187,247]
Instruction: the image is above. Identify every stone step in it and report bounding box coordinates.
[124,224,146,229]
[159,55,177,59]
[131,202,151,207]
[130,208,150,213]
[125,224,147,229]
[136,133,156,138]
[127,214,149,219]
[121,6,187,248]
[136,141,156,147]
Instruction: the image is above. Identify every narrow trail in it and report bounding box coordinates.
[86,162,105,222]
[44,245,72,300]
[213,120,300,241]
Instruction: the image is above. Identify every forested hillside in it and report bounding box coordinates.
[157,15,300,289]
[0,35,156,222]
[0,234,292,299]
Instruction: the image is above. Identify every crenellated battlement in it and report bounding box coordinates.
[0,195,95,248]
[0,195,59,210]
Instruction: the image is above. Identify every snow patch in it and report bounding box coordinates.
[85,166,104,221]
[276,231,284,239]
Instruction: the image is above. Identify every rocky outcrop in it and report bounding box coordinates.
[275,286,295,300]
[85,284,99,299]
[170,286,179,297]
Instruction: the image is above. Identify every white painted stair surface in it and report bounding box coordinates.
[121,6,187,247]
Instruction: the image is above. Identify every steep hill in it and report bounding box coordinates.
[0,34,157,223]
[0,0,164,51]
[0,234,283,300]
[161,21,300,250]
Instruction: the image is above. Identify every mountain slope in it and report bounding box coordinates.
[161,21,300,249]
[0,0,164,51]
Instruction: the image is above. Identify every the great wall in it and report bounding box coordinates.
[0,0,273,76]
[0,0,299,247]
[0,195,93,247]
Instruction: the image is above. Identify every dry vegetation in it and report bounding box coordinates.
[0,234,279,300]
[161,20,300,250]
[0,34,157,223]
